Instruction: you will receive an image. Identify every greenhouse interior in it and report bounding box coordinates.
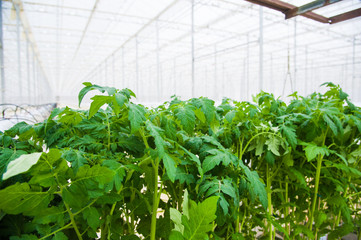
[0,0,361,239]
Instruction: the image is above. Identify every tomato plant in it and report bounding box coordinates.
[0,82,360,240]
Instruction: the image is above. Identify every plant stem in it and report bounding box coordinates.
[150,160,160,240]
[284,176,289,236]
[64,202,83,240]
[334,176,351,229]
[308,154,322,233]
[38,223,72,240]
[266,163,274,240]
[105,113,111,151]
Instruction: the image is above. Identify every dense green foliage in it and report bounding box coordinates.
[0,82,360,240]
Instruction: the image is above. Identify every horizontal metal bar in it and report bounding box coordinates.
[246,0,329,23]
[285,0,341,19]
[330,8,361,24]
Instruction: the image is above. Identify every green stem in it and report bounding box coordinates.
[285,176,289,236]
[334,176,351,229]
[266,163,274,240]
[240,199,247,233]
[105,113,111,151]
[308,154,322,233]
[150,161,160,240]
[39,223,72,240]
[64,202,83,240]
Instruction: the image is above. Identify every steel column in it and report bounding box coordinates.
[0,1,5,103]
[259,6,264,91]
[191,0,195,97]
[16,5,22,100]
[135,36,139,94]
[26,40,30,102]
[156,19,160,100]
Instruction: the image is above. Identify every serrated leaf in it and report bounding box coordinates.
[265,135,281,156]
[83,207,100,231]
[323,113,338,135]
[3,152,42,180]
[52,232,68,240]
[182,196,219,240]
[303,143,330,162]
[174,104,195,134]
[170,208,184,233]
[62,150,87,174]
[146,120,166,158]
[128,103,146,133]
[0,182,50,215]
[88,95,112,119]
[280,125,297,149]
[202,149,232,173]
[194,108,206,124]
[239,162,267,209]
[163,153,177,182]
[78,82,116,107]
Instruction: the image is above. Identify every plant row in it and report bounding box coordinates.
[0,82,360,240]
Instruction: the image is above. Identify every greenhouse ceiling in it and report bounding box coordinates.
[1,0,361,106]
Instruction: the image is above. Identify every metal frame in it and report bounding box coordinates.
[245,0,361,24]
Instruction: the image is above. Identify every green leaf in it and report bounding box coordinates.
[328,223,354,240]
[52,232,68,240]
[280,125,297,149]
[0,183,50,215]
[2,152,42,180]
[146,120,166,158]
[83,207,100,231]
[192,97,216,124]
[88,95,112,119]
[78,82,116,107]
[202,149,232,173]
[174,104,195,134]
[225,110,236,123]
[62,150,87,174]
[194,108,206,124]
[169,230,184,240]
[170,208,184,233]
[182,196,219,240]
[323,113,338,135]
[265,150,275,165]
[163,153,177,182]
[265,135,281,156]
[128,103,146,133]
[240,162,268,209]
[303,143,330,162]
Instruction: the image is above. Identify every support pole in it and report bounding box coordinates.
[214,44,217,99]
[122,47,125,88]
[105,59,108,85]
[259,6,264,91]
[305,46,308,95]
[135,36,139,94]
[33,50,36,104]
[26,40,30,102]
[293,18,297,92]
[0,1,5,103]
[191,0,195,97]
[16,5,22,101]
[352,36,356,100]
[156,19,161,100]
[173,58,176,95]
[112,54,115,87]
[247,34,250,100]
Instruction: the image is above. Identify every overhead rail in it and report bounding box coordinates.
[245,0,361,24]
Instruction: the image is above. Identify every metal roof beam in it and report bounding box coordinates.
[329,8,361,24]
[245,0,329,23]
[285,0,341,19]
